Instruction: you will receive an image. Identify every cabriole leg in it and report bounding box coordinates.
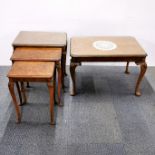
[20,82,27,105]
[56,62,63,106]
[135,62,147,96]
[125,61,130,74]
[8,81,21,123]
[70,62,78,96]
[47,79,55,125]
[15,82,22,106]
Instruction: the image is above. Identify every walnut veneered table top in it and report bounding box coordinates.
[13,31,67,47]
[11,47,62,61]
[8,62,55,78]
[71,36,147,57]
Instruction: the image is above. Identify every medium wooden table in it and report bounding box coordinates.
[70,36,147,96]
[11,47,62,105]
[12,31,67,80]
[7,61,56,125]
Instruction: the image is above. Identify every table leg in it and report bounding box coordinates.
[62,52,67,76]
[20,82,27,105]
[8,81,21,123]
[47,79,55,125]
[61,52,66,88]
[135,61,147,96]
[15,82,23,106]
[63,46,67,76]
[125,61,130,74]
[26,82,30,88]
[70,62,78,96]
[56,62,63,106]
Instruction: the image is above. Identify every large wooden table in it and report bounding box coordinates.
[12,31,67,80]
[70,36,147,96]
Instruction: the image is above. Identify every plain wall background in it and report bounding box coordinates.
[0,0,155,66]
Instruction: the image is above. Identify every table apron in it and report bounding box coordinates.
[9,77,53,83]
[71,56,146,63]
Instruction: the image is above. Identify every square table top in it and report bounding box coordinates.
[71,36,147,57]
[8,61,55,79]
[11,47,62,62]
[12,31,67,47]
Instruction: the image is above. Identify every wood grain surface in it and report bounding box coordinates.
[71,36,147,57]
[11,47,62,61]
[8,62,55,78]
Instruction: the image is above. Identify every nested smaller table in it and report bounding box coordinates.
[70,36,147,96]
[11,47,62,105]
[7,61,56,125]
[12,31,67,80]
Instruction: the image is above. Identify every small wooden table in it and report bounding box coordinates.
[12,31,67,80]
[11,47,62,105]
[70,36,147,96]
[7,61,56,125]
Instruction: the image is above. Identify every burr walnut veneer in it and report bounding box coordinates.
[70,36,147,96]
